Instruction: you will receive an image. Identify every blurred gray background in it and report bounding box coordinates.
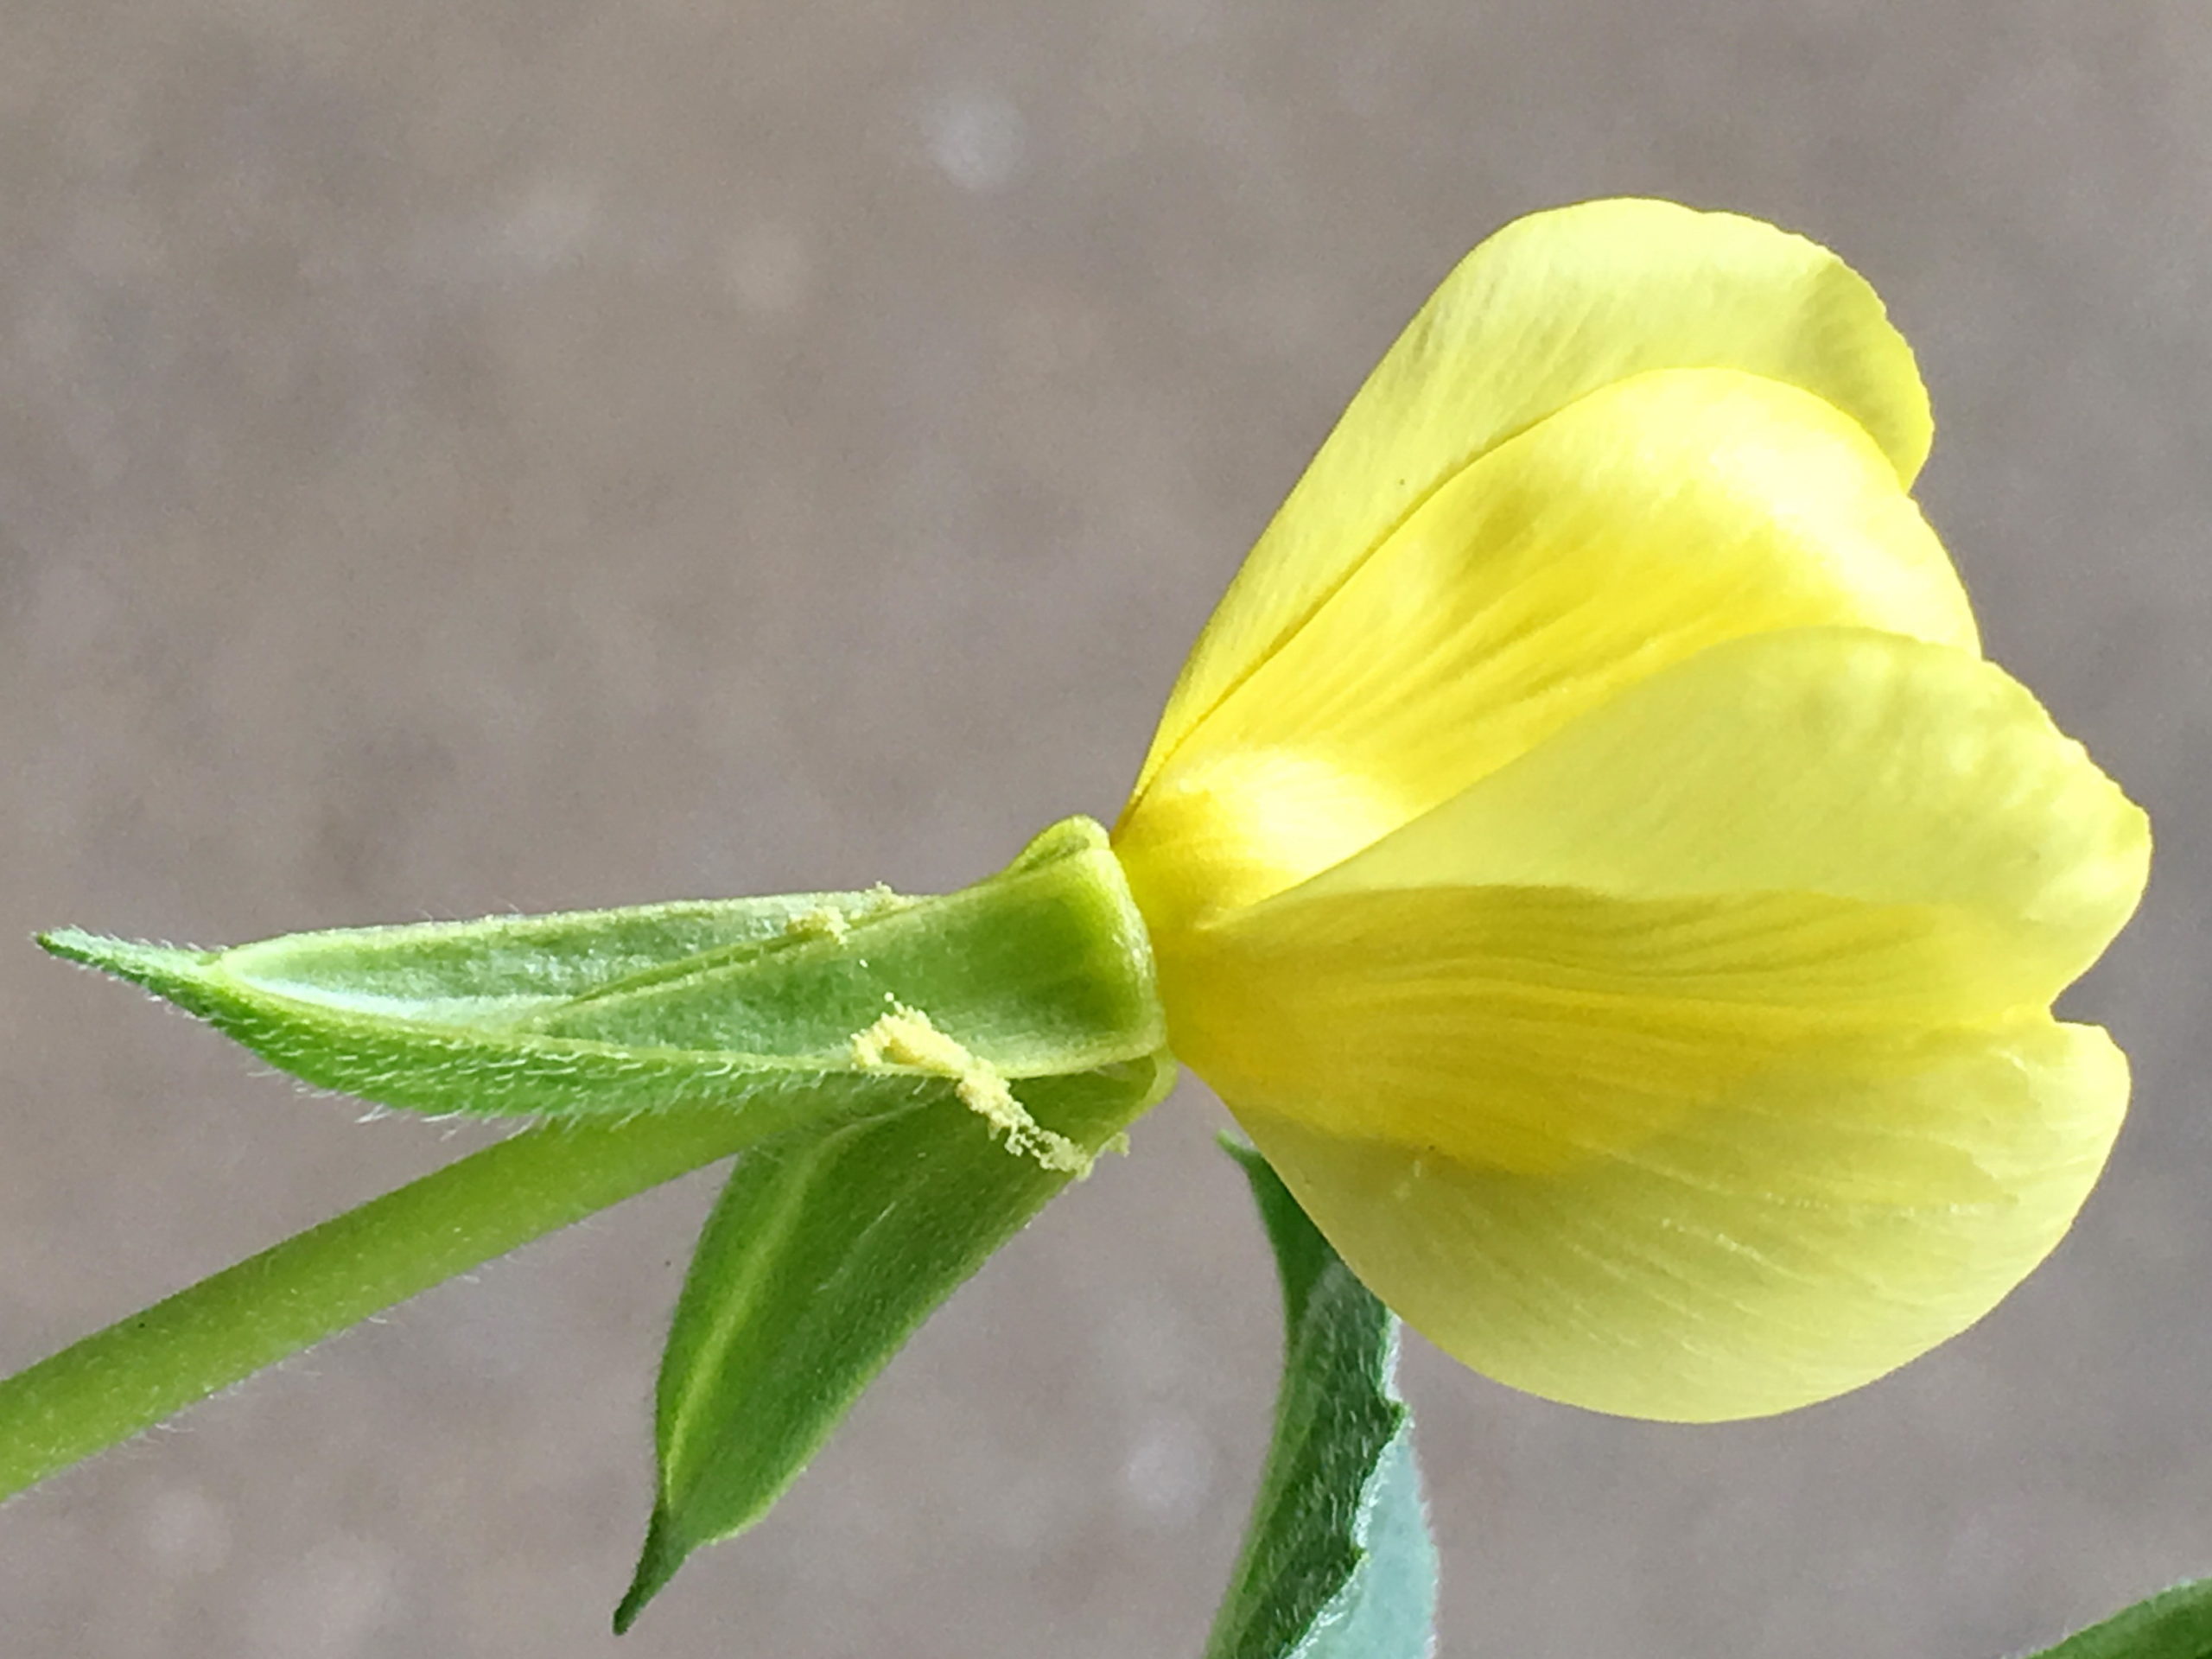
[3,1,2206,1654]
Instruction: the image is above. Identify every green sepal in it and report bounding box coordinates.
[615,1051,1176,1630]
[2019,1579,2212,1658]
[1207,1140,1437,1659]
[39,817,1165,1135]
[20,814,1179,1538]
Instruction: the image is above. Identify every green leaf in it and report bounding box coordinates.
[615,1051,1175,1630]
[2020,1579,2212,1658]
[40,817,1165,1135]
[1207,1141,1437,1659]
[21,816,1178,1519]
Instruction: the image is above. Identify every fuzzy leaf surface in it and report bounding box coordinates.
[616,1052,1176,1628]
[1207,1141,1437,1659]
[41,818,1164,1131]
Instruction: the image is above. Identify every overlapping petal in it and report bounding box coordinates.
[1135,198,1935,803]
[1231,1018,2126,1421]
[1147,629,2145,1417]
[1165,885,2089,1179]
[1117,201,2146,1422]
[1117,371,1974,932]
[1300,628,2147,985]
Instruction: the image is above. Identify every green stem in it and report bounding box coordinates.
[0,1111,758,1501]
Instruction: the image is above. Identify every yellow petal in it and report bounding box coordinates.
[1118,371,1974,928]
[1135,198,1934,802]
[1228,1018,2126,1421]
[1160,883,2095,1179]
[1310,627,2149,997]
[1147,626,2146,1417]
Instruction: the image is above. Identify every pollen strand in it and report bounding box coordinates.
[849,1004,1092,1176]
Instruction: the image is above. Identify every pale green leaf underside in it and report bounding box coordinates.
[40,817,1166,1130]
[1209,1141,1437,1659]
[2022,1579,2212,1659]
[616,1051,1176,1630]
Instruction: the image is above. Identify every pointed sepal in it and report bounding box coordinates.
[614,1052,1175,1629]
[40,817,1166,1137]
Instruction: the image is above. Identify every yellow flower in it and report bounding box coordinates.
[1111,199,2150,1422]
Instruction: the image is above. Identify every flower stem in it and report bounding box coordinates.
[0,1111,759,1502]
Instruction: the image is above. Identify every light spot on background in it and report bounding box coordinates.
[922,90,1027,194]
[1121,1411,1217,1527]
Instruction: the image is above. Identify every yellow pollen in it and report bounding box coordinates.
[849,1003,1094,1177]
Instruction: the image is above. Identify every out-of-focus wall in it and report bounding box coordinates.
[3,3,2207,1654]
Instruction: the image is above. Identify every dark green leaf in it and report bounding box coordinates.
[40,817,1164,1133]
[2021,1579,2212,1659]
[614,1051,1176,1630]
[1208,1141,1437,1659]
